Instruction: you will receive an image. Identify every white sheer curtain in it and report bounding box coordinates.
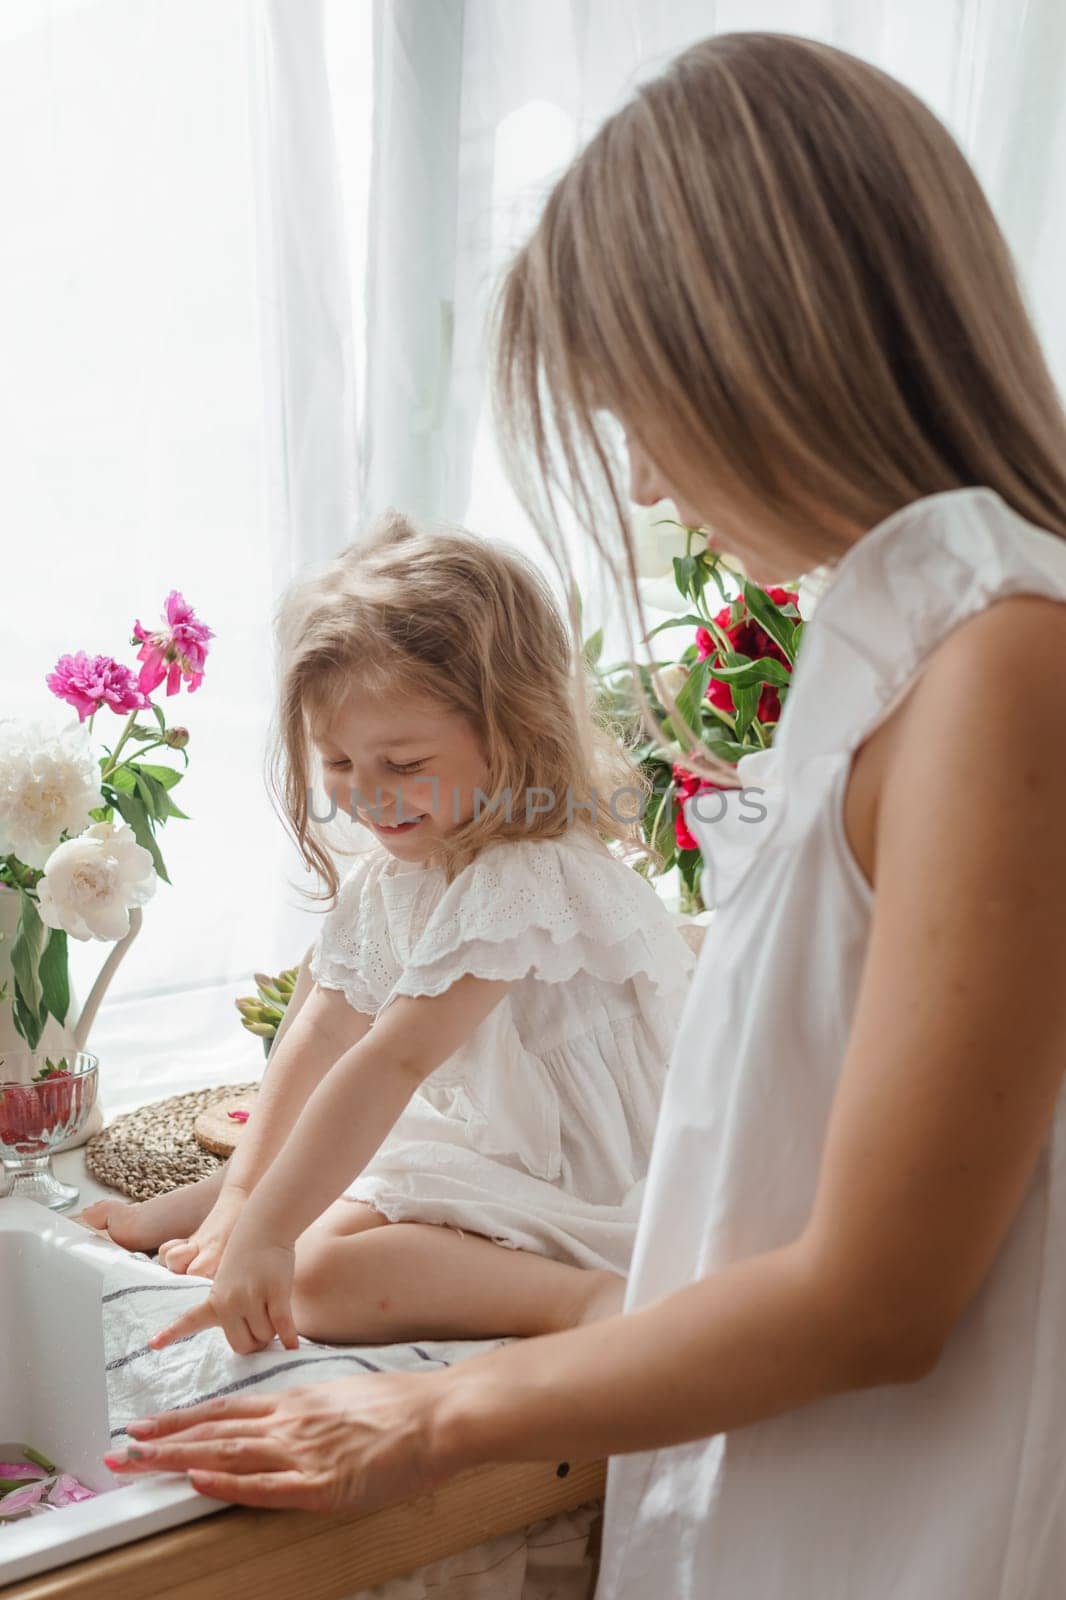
[355,0,1066,619]
[0,0,371,1112]
[2,0,1063,1110]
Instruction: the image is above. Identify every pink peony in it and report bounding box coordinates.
[46,653,151,724]
[132,590,215,698]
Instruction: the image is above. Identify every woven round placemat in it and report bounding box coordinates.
[85,1082,258,1201]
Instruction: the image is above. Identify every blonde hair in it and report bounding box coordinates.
[267,511,649,903]
[492,30,1066,780]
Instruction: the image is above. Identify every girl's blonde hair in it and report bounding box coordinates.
[267,511,649,903]
[492,30,1066,779]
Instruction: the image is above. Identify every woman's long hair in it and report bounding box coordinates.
[492,31,1066,779]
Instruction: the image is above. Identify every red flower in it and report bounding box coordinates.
[695,587,798,724]
[672,762,730,852]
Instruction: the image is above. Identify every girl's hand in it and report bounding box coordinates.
[150,1237,299,1355]
[102,1372,450,1512]
[157,1185,249,1279]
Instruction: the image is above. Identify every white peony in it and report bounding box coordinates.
[0,715,104,869]
[37,821,157,941]
[633,499,707,616]
[629,498,689,580]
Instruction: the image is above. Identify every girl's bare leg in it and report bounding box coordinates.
[291,1200,626,1344]
[80,945,318,1251]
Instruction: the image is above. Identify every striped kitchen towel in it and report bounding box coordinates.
[103,1251,506,1443]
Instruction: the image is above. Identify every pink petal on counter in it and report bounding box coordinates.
[48,1474,97,1506]
[0,1480,48,1514]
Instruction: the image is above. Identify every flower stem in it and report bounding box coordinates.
[99,711,142,782]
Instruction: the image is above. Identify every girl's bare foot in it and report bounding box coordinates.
[79,1167,226,1254]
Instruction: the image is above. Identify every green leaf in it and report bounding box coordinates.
[706,737,755,764]
[582,628,604,668]
[133,772,164,822]
[106,767,138,795]
[706,655,792,690]
[137,763,182,789]
[111,789,171,886]
[647,782,677,865]
[732,681,761,741]
[677,846,704,902]
[792,621,806,655]
[646,612,707,640]
[12,990,42,1047]
[38,927,70,1029]
[11,890,45,1029]
[662,658,713,742]
[151,701,167,737]
[672,554,701,602]
[137,767,189,820]
[742,581,797,662]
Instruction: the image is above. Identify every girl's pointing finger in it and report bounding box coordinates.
[148,1299,217,1350]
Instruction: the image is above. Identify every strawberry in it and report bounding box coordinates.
[0,1085,45,1148]
[33,1059,76,1137]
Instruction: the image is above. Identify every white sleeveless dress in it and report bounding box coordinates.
[308,827,695,1276]
[597,487,1066,1599]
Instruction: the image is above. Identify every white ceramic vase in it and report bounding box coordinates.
[0,885,144,1150]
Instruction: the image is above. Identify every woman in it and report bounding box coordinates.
[107,33,1066,1598]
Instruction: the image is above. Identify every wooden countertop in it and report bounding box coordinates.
[1,1457,606,1599]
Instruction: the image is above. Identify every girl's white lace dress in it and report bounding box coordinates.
[308,828,695,1275]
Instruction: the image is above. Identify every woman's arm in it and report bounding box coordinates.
[435,596,1066,1460]
[117,597,1066,1504]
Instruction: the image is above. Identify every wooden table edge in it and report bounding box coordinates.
[0,1458,608,1599]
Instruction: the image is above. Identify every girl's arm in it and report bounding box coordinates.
[231,974,513,1243]
[150,973,513,1349]
[152,971,378,1279]
[125,597,1066,1501]
[221,974,375,1199]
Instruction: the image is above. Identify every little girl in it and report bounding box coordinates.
[86,515,695,1353]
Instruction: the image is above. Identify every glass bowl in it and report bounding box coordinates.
[0,1051,99,1211]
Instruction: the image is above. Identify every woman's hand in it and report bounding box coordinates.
[102,1372,449,1512]
[150,1231,299,1355]
[157,1185,250,1278]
